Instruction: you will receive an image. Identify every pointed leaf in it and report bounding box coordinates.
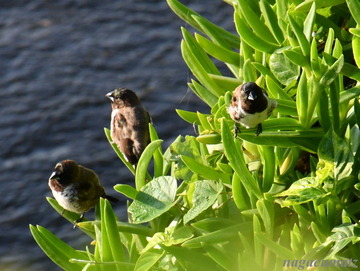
[184,180,223,224]
[129,176,177,224]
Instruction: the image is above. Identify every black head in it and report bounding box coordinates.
[232,82,268,114]
[241,82,264,101]
[49,160,79,186]
[106,88,140,107]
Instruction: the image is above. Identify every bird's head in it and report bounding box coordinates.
[105,88,140,107]
[49,160,79,186]
[241,82,263,102]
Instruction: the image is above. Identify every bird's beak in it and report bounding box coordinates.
[105,91,114,102]
[49,171,59,180]
[248,90,257,101]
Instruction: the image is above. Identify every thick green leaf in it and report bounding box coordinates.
[310,38,321,78]
[350,28,360,38]
[324,28,335,54]
[347,0,360,26]
[318,129,354,181]
[101,199,126,265]
[30,225,87,271]
[237,0,278,45]
[184,180,223,224]
[181,28,220,75]
[191,14,237,50]
[195,33,240,66]
[234,12,279,53]
[169,135,202,181]
[166,0,239,48]
[259,0,284,44]
[256,233,295,259]
[295,0,345,10]
[203,243,235,271]
[182,223,253,248]
[265,75,293,101]
[188,80,219,107]
[197,111,212,130]
[323,53,360,81]
[243,59,257,82]
[283,47,310,68]
[149,123,164,178]
[303,2,316,41]
[288,15,310,57]
[135,139,163,190]
[275,99,298,116]
[47,197,96,238]
[135,250,164,271]
[252,62,279,84]
[238,129,323,153]
[327,223,360,258]
[276,177,328,207]
[257,199,275,236]
[339,85,360,105]
[352,31,360,68]
[114,184,138,200]
[221,119,263,199]
[129,176,178,224]
[181,40,223,97]
[269,53,299,85]
[142,226,193,253]
[163,246,221,271]
[208,74,242,92]
[196,132,222,145]
[296,72,308,126]
[176,109,200,125]
[190,218,238,233]
[77,220,153,237]
[320,55,344,86]
[180,155,230,184]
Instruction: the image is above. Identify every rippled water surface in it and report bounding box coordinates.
[0,1,233,270]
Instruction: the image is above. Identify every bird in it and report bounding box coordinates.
[48,160,118,224]
[106,88,151,165]
[227,82,277,136]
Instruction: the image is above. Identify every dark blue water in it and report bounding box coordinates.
[0,1,233,270]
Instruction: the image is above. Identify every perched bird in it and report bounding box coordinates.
[227,82,277,136]
[106,88,151,165]
[48,160,118,223]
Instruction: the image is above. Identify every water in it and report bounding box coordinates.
[0,1,234,270]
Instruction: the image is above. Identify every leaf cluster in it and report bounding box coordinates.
[31,0,360,270]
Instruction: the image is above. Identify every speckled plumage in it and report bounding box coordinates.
[106,88,151,165]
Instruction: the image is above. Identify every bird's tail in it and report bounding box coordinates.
[102,194,119,203]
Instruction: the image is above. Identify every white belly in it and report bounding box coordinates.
[52,188,81,214]
[239,110,269,128]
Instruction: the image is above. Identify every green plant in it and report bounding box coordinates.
[31,0,360,270]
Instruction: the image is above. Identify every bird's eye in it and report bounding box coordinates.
[232,96,237,102]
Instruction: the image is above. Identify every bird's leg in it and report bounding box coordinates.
[233,123,241,138]
[255,123,262,136]
[73,213,84,228]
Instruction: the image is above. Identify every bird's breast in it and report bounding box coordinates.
[52,185,83,214]
[239,110,269,128]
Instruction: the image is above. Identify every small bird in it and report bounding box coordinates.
[106,88,151,165]
[48,160,118,223]
[227,82,277,136]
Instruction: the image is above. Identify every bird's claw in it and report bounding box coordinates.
[255,124,262,136]
[73,214,84,229]
[233,124,240,138]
